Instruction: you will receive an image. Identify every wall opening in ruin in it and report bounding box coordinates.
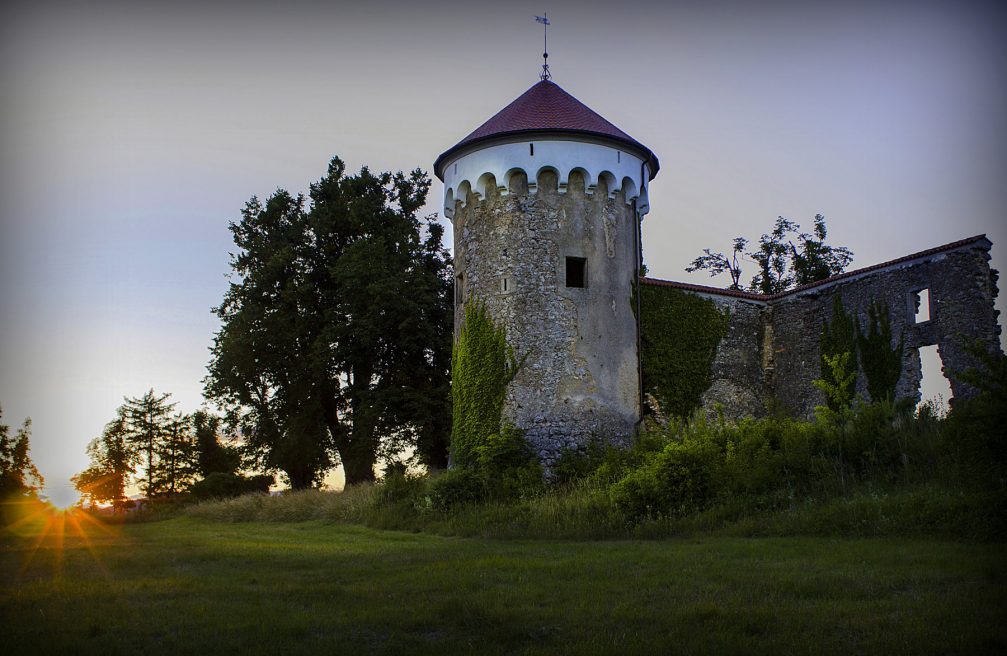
[912,288,932,323]
[917,344,953,415]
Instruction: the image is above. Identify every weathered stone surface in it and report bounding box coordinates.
[452,170,641,464]
[689,238,1001,419]
[699,297,771,418]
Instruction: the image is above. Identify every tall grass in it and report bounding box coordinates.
[185,485,377,523]
[181,391,1005,542]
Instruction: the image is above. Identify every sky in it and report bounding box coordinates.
[1,0,1004,506]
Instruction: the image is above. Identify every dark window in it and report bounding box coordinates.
[455,273,465,306]
[530,143,534,156]
[566,257,587,288]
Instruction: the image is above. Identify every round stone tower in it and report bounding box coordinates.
[434,78,659,462]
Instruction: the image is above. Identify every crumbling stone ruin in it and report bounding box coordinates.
[644,235,1001,420]
[436,78,1003,462]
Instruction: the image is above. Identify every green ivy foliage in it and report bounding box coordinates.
[639,286,730,418]
[820,296,858,411]
[450,301,521,468]
[857,300,904,403]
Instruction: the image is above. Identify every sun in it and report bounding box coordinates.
[4,497,117,580]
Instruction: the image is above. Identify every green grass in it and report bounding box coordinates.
[3,515,1005,654]
[181,483,1006,542]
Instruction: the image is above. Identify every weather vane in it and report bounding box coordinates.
[535,13,551,80]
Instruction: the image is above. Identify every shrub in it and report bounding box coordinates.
[428,467,486,511]
[611,438,721,520]
[475,426,543,499]
[375,462,427,506]
[551,440,609,487]
[189,472,273,500]
[942,346,1007,488]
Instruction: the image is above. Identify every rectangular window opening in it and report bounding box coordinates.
[917,344,952,417]
[566,257,587,288]
[529,143,534,156]
[455,273,465,307]
[912,288,931,323]
[500,276,511,293]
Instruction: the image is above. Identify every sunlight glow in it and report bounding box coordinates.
[3,497,118,579]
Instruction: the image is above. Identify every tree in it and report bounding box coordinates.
[819,296,858,411]
[205,190,330,489]
[72,414,133,513]
[790,214,854,286]
[857,300,903,403]
[686,214,853,294]
[0,407,44,499]
[122,389,176,498]
[191,410,240,477]
[162,413,198,494]
[750,217,799,294]
[685,237,747,290]
[206,157,453,487]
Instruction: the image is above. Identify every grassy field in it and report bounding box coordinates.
[2,513,1005,655]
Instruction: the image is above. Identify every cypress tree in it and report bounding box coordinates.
[857,300,904,402]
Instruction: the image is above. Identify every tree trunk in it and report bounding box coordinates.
[342,447,376,485]
[285,466,315,490]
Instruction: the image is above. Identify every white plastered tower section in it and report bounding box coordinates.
[435,79,660,464]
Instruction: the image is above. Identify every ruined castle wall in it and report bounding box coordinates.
[698,295,773,418]
[668,239,1002,421]
[769,240,1000,418]
[452,170,640,462]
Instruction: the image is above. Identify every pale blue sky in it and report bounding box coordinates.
[1,0,1004,505]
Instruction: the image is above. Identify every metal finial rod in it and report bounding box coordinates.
[535,13,551,80]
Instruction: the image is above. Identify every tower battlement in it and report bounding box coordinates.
[440,138,652,219]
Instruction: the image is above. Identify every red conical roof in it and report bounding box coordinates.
[434,80,658,180]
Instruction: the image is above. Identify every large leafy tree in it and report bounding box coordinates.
[207,157,452,487]
[0,407,44,499]
[72,414,133,512]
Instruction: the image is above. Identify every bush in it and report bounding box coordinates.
[428,467,486,511]
[475,426,543,499]
[189,472,273,500]
[941,345,1007,488]
[551,440,609,487]
[375,462,427,506]
[611,438,721,520]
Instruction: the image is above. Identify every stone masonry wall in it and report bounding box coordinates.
[699,296,773,418]
[452,169,641,464]
[770,240,1001,418]
[679,238,1001,420]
